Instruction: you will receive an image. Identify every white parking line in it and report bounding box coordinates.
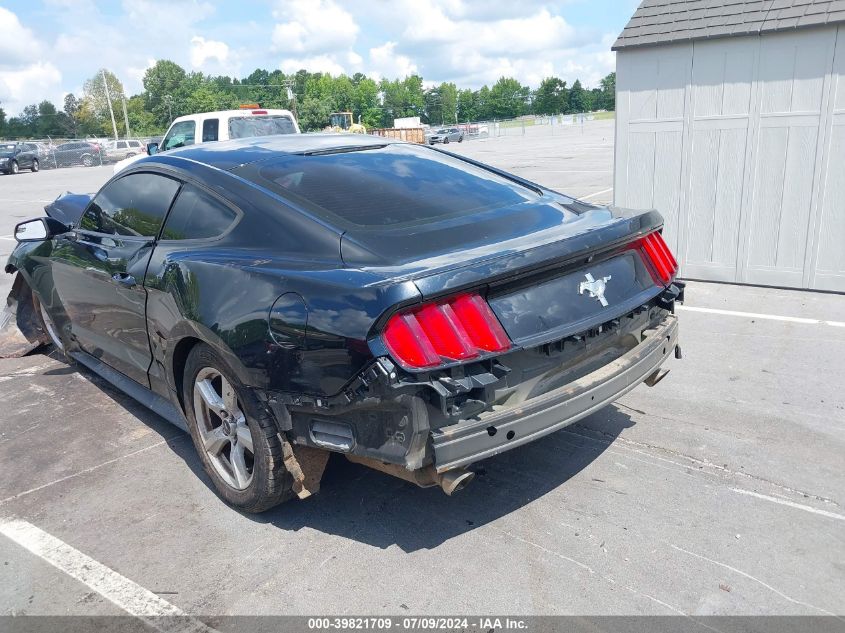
[579,187,613,200]
[676,305,845,328]
[0,518,215,632]
[730,488,845,522]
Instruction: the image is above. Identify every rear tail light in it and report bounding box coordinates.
[382,293,511,370]
[637,232,678,285]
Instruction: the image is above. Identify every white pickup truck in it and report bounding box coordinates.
[113,108,300,173]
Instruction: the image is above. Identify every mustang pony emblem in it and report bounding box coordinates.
[579,272,612,307]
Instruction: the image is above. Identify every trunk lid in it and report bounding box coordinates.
[344,203,667,348]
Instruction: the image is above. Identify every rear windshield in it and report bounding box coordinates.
[228,115,296,139]
[233,144,537,227]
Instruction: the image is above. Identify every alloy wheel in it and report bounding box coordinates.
[38,300,64,351]
[193,367,254,490]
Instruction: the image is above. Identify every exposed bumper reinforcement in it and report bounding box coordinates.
[431,315,679,472]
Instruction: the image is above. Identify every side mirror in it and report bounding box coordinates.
[146,142,159,155]
[14,217,69,242]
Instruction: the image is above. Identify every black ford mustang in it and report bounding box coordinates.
[4,134,682,512]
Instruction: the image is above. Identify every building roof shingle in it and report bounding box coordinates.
[613,0,845,50]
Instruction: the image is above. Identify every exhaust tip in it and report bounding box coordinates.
[439,469,475,496]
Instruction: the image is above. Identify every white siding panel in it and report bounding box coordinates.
[812,26,845,292]
[626,131,656,209]
[747,126,789,269]
[686,129,720,264]
[656,55,688,119]
[815,122,845,280]
[616,26,842,291]
[653,131,684,254]
[711,128,747,266]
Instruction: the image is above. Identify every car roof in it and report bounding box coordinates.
[171,109,295,123]
[149,133,403,171]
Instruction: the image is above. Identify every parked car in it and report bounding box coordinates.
[428,127,464,144]
[103,139,145,162]
[113,108,300,173]
[20,142,57,168]
[4,134,682,512]
[53,141,103,167]
[0,143,40,174]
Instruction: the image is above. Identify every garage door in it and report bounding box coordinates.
[615,26,845,292]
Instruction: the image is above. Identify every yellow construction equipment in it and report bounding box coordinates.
[326,112,366,134]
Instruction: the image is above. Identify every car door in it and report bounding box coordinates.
[14,145,32,169]
[50,171,181,386]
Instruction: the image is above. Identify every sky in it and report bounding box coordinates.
[0,0,639,116]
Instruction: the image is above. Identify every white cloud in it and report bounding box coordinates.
[357,1,612,89]
[0,8,62,113]
[0,62,63,114]
[190,36,230,68]
[0,7,42,67]
[280,55,347,76]
[271,0,359,54]
[368,42,418,81]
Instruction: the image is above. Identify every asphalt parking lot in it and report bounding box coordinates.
[0,125,843,618]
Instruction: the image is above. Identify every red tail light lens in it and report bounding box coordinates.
[383,313,440,369]
[449,294,511,352]
[638,232,678,285]
[382,293,512,370]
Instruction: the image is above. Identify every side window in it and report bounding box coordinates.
[116,141,127,149]
[80,173,181,237]
[202,118,219,142]
[160,184,237,240]
[160,121,196,151]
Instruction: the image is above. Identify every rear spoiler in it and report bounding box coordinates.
[412,209,665,301]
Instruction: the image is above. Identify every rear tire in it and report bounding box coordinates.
[183,343,295,512]
[31,159,39,172]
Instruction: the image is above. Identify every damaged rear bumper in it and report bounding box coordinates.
[430,314,679,472]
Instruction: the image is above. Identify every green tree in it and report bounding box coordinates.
[352,77,380,129]
[83,69,126,135]
[598,72,616,110]
[125,95,160,136]
[143,60,187,126]
[568,79,588,114]
[297,95,332,131]
[35,100,63,137]
[488,77,529,119]
[0,102,6,135]
[534,77,568,115]
[456,88,477,122]
[62,94,82,137]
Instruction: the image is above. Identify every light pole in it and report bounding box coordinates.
[102,69,119,141]
[163,94,174,123]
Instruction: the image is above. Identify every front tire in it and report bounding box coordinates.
[81,155,94,167]
[443,137,450,144]
[10,160,19,174]
[32,292,65,352]
[31,159,39,172]
[183,343,295,512]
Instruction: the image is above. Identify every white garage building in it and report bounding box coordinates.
[613,0,845,291]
